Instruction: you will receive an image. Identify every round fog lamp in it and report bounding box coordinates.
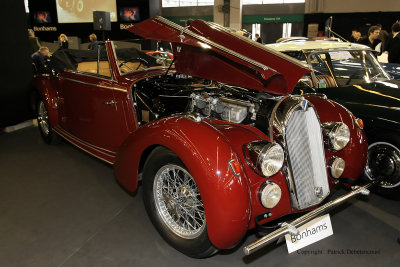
[258,143,284,177]
[259,182,282,209]
[330,157,345,178]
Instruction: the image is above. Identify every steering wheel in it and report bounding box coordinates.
[119,57,149,71]
[345,71,360,85]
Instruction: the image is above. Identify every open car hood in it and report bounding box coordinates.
[128,16,311,95]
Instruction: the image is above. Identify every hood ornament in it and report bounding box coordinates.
[179,26,189,42]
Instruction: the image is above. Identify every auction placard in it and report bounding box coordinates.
[285,214,333,253]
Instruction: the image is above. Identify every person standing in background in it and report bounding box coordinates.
[31,47,50,74]
[387,22,400,63]
[376,24,389,53]
[58,34,69,49]
[88,33,98,50]
[28,29,41,55]
[255,34,263,44]
[350,29,362,43]
[360,25,381,51]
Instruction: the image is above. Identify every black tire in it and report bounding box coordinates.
[363,132,400,199]
[37,100,61,145]
[142,147,217,258]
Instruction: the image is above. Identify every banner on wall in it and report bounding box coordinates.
[242,15,304,23]
[33,26,57,31]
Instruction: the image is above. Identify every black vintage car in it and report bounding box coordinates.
[267,40,400,198]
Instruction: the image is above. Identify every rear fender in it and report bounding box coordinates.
[32,76,58,127]
[114,116,251,249]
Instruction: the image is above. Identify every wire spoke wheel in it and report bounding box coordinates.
[143,147,217,257]
[154,164,206,239]
[38,101,50,136]
[36,99,61,145]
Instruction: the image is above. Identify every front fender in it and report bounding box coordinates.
[114,116,251,249]
[32,75,58,127]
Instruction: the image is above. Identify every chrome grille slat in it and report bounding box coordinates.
[286,106,330,210]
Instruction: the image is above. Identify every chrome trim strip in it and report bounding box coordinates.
[154,17,271,71]
[243,181,376,255]
[302,93,327,100]
[54,128,115,165]
[54,126,117,156]
[60,76,127,92]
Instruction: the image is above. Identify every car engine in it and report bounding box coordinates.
[134,74,279,133]
[188,92,257,123]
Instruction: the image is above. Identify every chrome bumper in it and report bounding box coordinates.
[243,181,377,255]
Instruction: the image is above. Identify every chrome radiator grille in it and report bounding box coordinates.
[285,106,330,210]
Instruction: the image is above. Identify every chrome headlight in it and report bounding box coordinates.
[258,143,284,177]
[259,182,282,208]
[244,141,285,177]
[322,122,350,151]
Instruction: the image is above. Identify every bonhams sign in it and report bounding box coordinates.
[33,26,57,32]
[285,214,333,253]
[120,23,134,30]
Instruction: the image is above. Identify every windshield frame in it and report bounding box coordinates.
[109,40,166,77]
[305,48,391,87]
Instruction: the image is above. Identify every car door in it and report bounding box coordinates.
[57,46,128,152]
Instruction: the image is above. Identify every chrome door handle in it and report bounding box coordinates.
[103,100,116,106]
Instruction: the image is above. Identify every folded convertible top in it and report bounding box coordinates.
[50,46,160,73]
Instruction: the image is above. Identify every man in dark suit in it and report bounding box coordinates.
[31,46,50,74]
[359,25,381,50]
[387,22,400,64]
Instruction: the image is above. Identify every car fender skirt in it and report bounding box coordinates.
[114,116,251,249]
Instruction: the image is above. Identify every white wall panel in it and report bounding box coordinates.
[306,0,400,13]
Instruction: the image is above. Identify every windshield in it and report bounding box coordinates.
[307,50,390,86]
[111,42,163,75]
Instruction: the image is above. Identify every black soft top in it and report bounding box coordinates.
[50,46,160,73]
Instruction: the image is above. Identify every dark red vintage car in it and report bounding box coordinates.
[32,17,372,258]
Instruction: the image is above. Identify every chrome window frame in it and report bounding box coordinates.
[305,48,391,85]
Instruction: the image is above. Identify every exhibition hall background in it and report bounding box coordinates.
[1,0,399,128]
